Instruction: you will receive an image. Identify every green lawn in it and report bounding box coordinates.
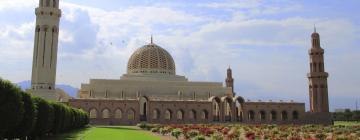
[45,126,161,140]
[334,121,360,126]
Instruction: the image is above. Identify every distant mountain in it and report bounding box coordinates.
[15,80,79,97]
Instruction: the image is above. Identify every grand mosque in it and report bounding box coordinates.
[29,0,332,125]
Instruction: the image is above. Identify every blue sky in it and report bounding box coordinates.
[0,0,360,111]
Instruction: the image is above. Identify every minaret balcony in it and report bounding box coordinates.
[307,72,328,78]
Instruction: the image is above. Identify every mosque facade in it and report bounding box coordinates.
[30,0,332,125]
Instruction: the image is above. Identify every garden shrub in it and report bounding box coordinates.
[210,132,223,140]
[30,97,55,137]
[171,128,182,140]
[0,78,24,138]
[5,91,36,139]
[188,129,199,138]
[193,135,205,140]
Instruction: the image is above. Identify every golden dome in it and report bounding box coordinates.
[127,42,176,75]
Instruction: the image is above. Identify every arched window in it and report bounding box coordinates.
[259,110,266,121]
[102,109,110,119]
[40,0,43,7]
[53,0,57,8]
[281,111,288,121]
[189,110,196,120]
[177,110,184,120]
[115,109,122,119]
[46,0,50,7]
[270,111,277,121]
[152,109,160,119]
[201,110,209,120]
[127,109,135,120]
[292,111,299,120]
[165,109,172,120]
[89,108,97,119]
[248,110,255,121]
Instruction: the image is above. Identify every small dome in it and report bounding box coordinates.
[311,32,319,38]
[127,43,176,75]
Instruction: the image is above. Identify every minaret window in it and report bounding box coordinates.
[53,0,57,8]
[319,62,323,72]
[46,0,50,7]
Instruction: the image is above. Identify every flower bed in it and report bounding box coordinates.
[138,123,360,140]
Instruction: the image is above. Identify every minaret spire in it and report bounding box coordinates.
[151,35,153,44]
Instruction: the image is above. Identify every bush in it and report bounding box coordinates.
[171,128,182,139]
[137,123,147,129]
[5,91,37,139]
[0,78,89,139]
[193,135,205,140]
[188,130,199,138]
[151,127,160,133]
[30,97,55,137]
[211,132,223,140]
[0,78,24,138]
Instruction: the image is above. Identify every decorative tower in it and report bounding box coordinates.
[225,66,234,95]
[30,0,61,101]
[307,28,329,112]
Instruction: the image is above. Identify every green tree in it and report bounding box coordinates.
[0,78,24,138]
[5,91,37,139]
[30,97,54,137]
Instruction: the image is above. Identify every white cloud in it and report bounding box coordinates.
[0,0,36,11]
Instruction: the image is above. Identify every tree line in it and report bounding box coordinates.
[332,109,360,121]
[0,78,89,139]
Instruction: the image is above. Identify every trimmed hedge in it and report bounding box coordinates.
[5,91,37,139]
[0,78,24,138]
[0,78,89,139]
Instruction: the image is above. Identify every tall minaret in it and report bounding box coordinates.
[307,28,329,112]
[30,0,61,101]
[225,66,234,95]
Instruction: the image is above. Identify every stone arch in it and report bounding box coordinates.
[234,96,245,122]
[152,109,160,120]
[89,108,98,119]
[209,96,221,121]
[221,96,233,121]
[270,110,277,121]
[127,108,135,120]
[176,109,184,120]
[102,108,110,119]
[139,96,149,121]
[114,108,123,119]
[292,110,299,120]
[189,109,197,120]
[281,110,288,121]
[259,110,266,121]
[248,110,255,121]
[165,109,172,120]
[201,109,209,120]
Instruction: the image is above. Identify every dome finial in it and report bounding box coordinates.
[314,24,317,33]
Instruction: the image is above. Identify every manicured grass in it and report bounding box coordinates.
[82,126,161,140]
[45,126,161,140]
[334,121,360,126]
